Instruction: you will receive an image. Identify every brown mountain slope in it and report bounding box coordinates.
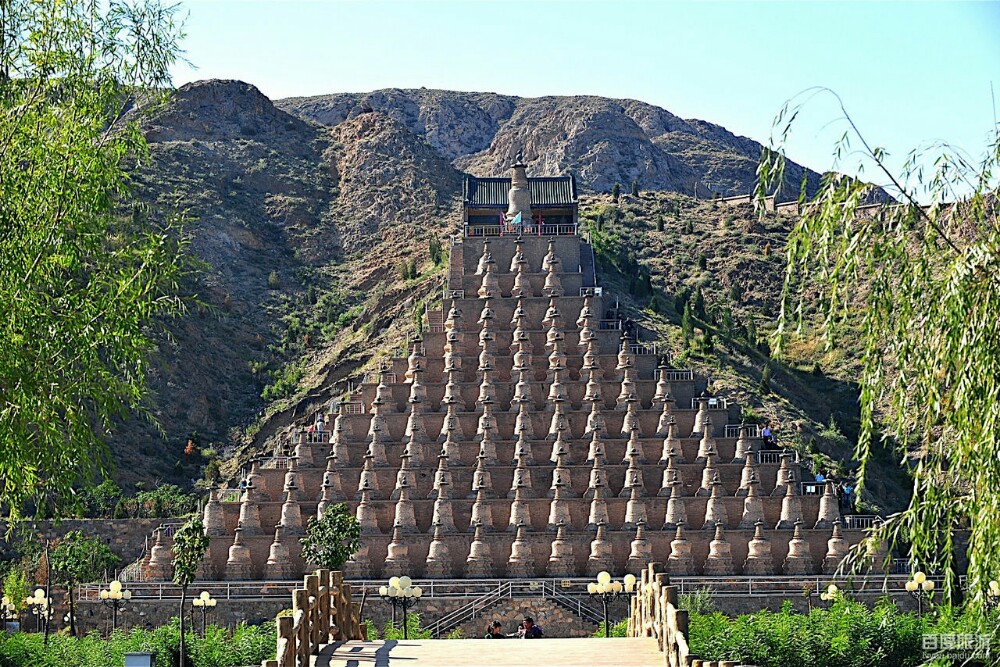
[276,89,821,197]
[114,80,458,486]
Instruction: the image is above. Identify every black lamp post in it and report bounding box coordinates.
[985,579,999,612]
[192,591,218,636]
[587,571,637,637]
[25,589,50,634]
[378,576,423,639]
[99,580,131,632]
[905,572,935,617]
[0,596,16,628]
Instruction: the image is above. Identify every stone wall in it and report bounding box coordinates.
[72,597,286,636]
[0,518,180,566]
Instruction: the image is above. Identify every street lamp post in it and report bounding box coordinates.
[587,571,637,637]
[192,591,218,636]
[986,580,1000,612]
[905,571,935,616]
[25,589,50,634]
[819,584,841,605]
[0,596,16,628]
[377,576,423,639]
[99,580,132,632]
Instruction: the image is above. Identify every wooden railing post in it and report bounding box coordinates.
[316,570,335,644]
[275,615,293,667]
[305,574,321,655]
[331,571,346,639]
[293,589,310,667]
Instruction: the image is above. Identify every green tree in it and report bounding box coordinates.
[50,531,120,637]
[300,503,361,571]
[428,236,443,266]
[1,567,30,613]
[611,182,620,202]
[681,301,695,345]
[758,363,772,395]
[409,257,419,279]
[630,179,640,197]
[0,0,187,522]
[759,91,1000,599]
[172,517,210,667]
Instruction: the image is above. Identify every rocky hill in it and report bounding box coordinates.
[276,89,821,197]
[109,79,905,512]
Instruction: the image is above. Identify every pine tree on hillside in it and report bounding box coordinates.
[681,302,695,345]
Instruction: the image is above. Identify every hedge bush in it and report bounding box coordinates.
[0,619,275,667]
[687,597,998,667]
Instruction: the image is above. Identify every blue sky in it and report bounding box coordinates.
[171,1,999,184]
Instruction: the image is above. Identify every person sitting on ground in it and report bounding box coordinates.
[484,621,505,639]
[516,617,543,639]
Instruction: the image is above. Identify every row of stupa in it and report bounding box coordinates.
[140,160,871,582]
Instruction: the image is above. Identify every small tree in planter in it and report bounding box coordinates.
[300,503,361,571]
[172,517,209,667]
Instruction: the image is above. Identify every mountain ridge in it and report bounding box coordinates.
[275,87,821,197]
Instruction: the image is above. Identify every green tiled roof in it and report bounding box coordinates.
[464,175,577,208]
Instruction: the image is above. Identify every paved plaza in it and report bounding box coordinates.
[314,637,664,667]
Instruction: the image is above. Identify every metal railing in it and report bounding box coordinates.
[598,319,622,330]
[725,424,762,438]
[669,574,931,597]
[464,223,578,237]
[421,579,603,637]
[262,456,292,470]
[218,489,242,503]
[579,287,603,297]
[844,515,883,530]
[361,371,397,385]
[800,482,824,496]
[444,289,465,299]
[343,401,365,415]
[757,451,787,465]
[628,342,658,356]
[690,397,729,409]
[661,369,694,382]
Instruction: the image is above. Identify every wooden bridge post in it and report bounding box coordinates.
[275,614,293,667]
[293,588,310,666]
[305,573,321,654]
[317,570,331,643]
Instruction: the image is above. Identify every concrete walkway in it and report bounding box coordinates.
[313,637,663,667]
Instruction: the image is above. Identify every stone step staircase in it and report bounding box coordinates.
[421,580,603,637]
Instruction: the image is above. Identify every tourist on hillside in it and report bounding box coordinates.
[515,617,543,639]
[761,423,776,449]
[484,621,506,639]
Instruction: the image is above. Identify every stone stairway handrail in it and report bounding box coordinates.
[540,581,604,625]
[424,581,513,637]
